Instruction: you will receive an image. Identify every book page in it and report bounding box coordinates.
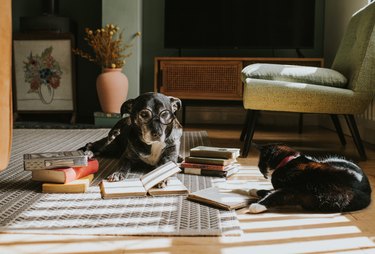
[140,161,181,191]
[148,177,188,196]
[188,186,251,210]
[100,179,147,198]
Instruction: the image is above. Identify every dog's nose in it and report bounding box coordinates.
[151,131,161,139]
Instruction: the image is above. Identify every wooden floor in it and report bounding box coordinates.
[1,125,375,254]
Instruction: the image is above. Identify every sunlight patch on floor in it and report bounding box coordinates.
[219,226,361,243]
[222,237,375,254]
[237,212,342,220]
[240,215,350,230]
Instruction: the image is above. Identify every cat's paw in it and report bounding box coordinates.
[248,203,267,214]
[231,189,251,196]
[248,189,259,198]
[231,188,260,198]
[106,172,126,182]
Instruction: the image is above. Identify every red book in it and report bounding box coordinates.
[31,159,99,184]
[180,161,229,171]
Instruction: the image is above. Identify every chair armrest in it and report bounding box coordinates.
[242,63,348,88]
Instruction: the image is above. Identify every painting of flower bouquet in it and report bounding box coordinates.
[24,46,63,104]
[13,33,75,112]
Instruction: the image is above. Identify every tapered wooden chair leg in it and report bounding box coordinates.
[344,115,367,160]
[330,114,346,145]
[240,110,252,141]
[241,110,259,157]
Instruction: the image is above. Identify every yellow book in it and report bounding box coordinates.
[42,174,94,193]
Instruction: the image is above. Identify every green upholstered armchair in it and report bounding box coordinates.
[240,2,375,159]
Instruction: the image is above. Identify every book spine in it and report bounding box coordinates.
[67,159,99,182]
[182,168,226,177]
[42,174,94,193]
[51,159,99,183]
[180,162,226,170]
[184,157,232,166]
[190,150,235,159]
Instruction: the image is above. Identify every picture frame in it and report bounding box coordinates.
[13,33,76,121]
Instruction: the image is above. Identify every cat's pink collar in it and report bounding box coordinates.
[276,153,300,169]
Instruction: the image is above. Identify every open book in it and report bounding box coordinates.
[100,161,188,198]
[187,186,254,210]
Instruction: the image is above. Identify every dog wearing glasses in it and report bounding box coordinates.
[81,92,183,182]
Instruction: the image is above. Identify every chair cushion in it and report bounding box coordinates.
[242,63,348,88]
[242,78,373,114]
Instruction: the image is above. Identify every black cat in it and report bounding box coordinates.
[246,144,371,213]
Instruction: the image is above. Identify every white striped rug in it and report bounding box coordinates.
[0,129,241,236]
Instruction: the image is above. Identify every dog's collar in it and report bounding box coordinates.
[275,153,300,169]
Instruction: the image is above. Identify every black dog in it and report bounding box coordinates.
[82,92,183,181]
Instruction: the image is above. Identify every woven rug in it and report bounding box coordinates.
[0,129,242,236]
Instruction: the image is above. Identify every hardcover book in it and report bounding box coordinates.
[99,161,188,199]
[24,150,88,170]
[190,146,240,159]
[180,162,229,171]
[184,156,236,166]
[187,186,253,210]
[182,164,239,178]
[42,174,94,193]
[31,159,99,184]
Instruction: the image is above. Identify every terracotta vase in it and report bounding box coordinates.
[96,68,128,114]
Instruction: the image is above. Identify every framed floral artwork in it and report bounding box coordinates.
[13,33,76,116]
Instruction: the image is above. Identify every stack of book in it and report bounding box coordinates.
[180,146,240,178]
[24,151,99,193]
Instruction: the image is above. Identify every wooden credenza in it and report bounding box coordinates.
[154,57,324,101]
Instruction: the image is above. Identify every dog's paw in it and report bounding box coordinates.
[108,129,121,141]
[248,203,267,214]
[83,150,94,159]
[177,155,184,163]
[106,172,127,182]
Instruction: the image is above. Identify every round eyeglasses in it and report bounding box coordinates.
[137,108,175,125]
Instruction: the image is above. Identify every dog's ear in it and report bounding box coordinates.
[120,99,135,116]
[169,96,182,112]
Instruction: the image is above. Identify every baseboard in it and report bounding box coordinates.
[182,106,246,125]
[182,106,320,127]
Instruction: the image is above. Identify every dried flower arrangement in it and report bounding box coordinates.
[72,24,136,69]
